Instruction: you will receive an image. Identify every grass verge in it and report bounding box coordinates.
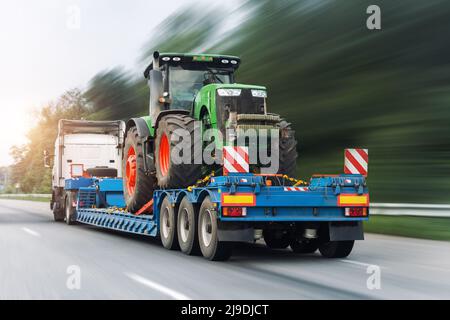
[365,215,450,241]
[0,196,50,203]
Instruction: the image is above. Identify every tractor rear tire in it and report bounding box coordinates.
[123,126,155,213]
[155,114,202,189]
[278,120,298,177]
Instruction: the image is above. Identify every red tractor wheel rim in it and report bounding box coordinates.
[159,134,170,177]
[126,146,137,195]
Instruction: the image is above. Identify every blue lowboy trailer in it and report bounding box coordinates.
[65,171,369,261]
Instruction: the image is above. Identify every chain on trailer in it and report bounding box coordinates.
[186,172,308,192]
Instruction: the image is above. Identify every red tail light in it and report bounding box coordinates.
[223,207,247,217]
[345,207,368,217]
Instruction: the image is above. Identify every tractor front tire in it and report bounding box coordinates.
[123,126,155,213]
[155,114,202,188]
[278,120,298,177]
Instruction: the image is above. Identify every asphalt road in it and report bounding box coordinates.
[0,199,449,300]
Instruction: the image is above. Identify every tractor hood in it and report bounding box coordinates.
[194,83,269,133]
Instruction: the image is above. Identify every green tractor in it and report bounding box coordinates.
[123,51,297,212]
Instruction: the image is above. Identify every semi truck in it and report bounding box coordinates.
[48,120,125,224]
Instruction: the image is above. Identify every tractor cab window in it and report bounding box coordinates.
[168,66,232,110]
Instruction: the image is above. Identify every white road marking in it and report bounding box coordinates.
[340,259,382,268]
[124,272,191,300]
[21,227,41,237]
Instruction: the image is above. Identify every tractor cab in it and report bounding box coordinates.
[144,51,241,121]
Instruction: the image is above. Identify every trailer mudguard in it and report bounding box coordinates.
[217,222,254,242]
[328,221,364,241]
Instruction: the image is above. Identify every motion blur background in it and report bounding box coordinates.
[1,0,449,207]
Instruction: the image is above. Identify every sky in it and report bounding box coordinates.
[0,0,186,166]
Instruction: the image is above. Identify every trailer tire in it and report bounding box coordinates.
[198,196,232,261]
[159,197,179,250]
[290,239,319,254]
[319,240,354,258]
[155,114,202,189]
[65,192,77,225]
[263,229,290,249]
[177,197,200,255]
[123,126,155,213]
[277,120,298,177]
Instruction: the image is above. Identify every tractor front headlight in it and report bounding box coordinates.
[251,90,267,98]
[217,89,242,97]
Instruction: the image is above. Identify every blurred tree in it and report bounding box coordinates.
[8,89,89,193]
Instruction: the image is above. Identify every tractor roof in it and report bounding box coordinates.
[144,52,241,78]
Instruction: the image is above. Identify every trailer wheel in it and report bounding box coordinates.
[290,239,319,254]
[159,197,178,250]
[177,197,200,255]
[198,196,232,261]
[319,240,354,258]
[65,192,77,225]
[263,229,290,249]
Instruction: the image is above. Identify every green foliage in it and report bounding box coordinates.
[365,215,450,241]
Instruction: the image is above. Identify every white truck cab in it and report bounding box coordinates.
[50,120,125,222]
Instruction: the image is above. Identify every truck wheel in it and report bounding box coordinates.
[198,196,232,261]
[263,229,290,249]
[278,120,298,177]
[319,240,354,258]
[290,239,319,254]
[53,206,64,222]
[177,196,200,255]
[159,197,178,250]
[123,126,155,213]
[155,114,202,189]
[65,192,77,225]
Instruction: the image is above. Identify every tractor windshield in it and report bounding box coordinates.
[168,66,232,110]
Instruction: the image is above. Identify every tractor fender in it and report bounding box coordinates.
[153,110,190,132]
[125,118,151,139]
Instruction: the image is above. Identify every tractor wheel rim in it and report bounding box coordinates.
[161,207,170,239]
[201,209,213,247]
[180,208,189,243]
[159,134,170,177]
[126,147,137,196]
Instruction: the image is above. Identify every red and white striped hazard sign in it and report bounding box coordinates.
[283,187,308,192]
[223,146,249,175]
[344,149,368,176]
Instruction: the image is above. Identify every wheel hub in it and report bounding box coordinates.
[201,209,213,247]
[179,208,190,243]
